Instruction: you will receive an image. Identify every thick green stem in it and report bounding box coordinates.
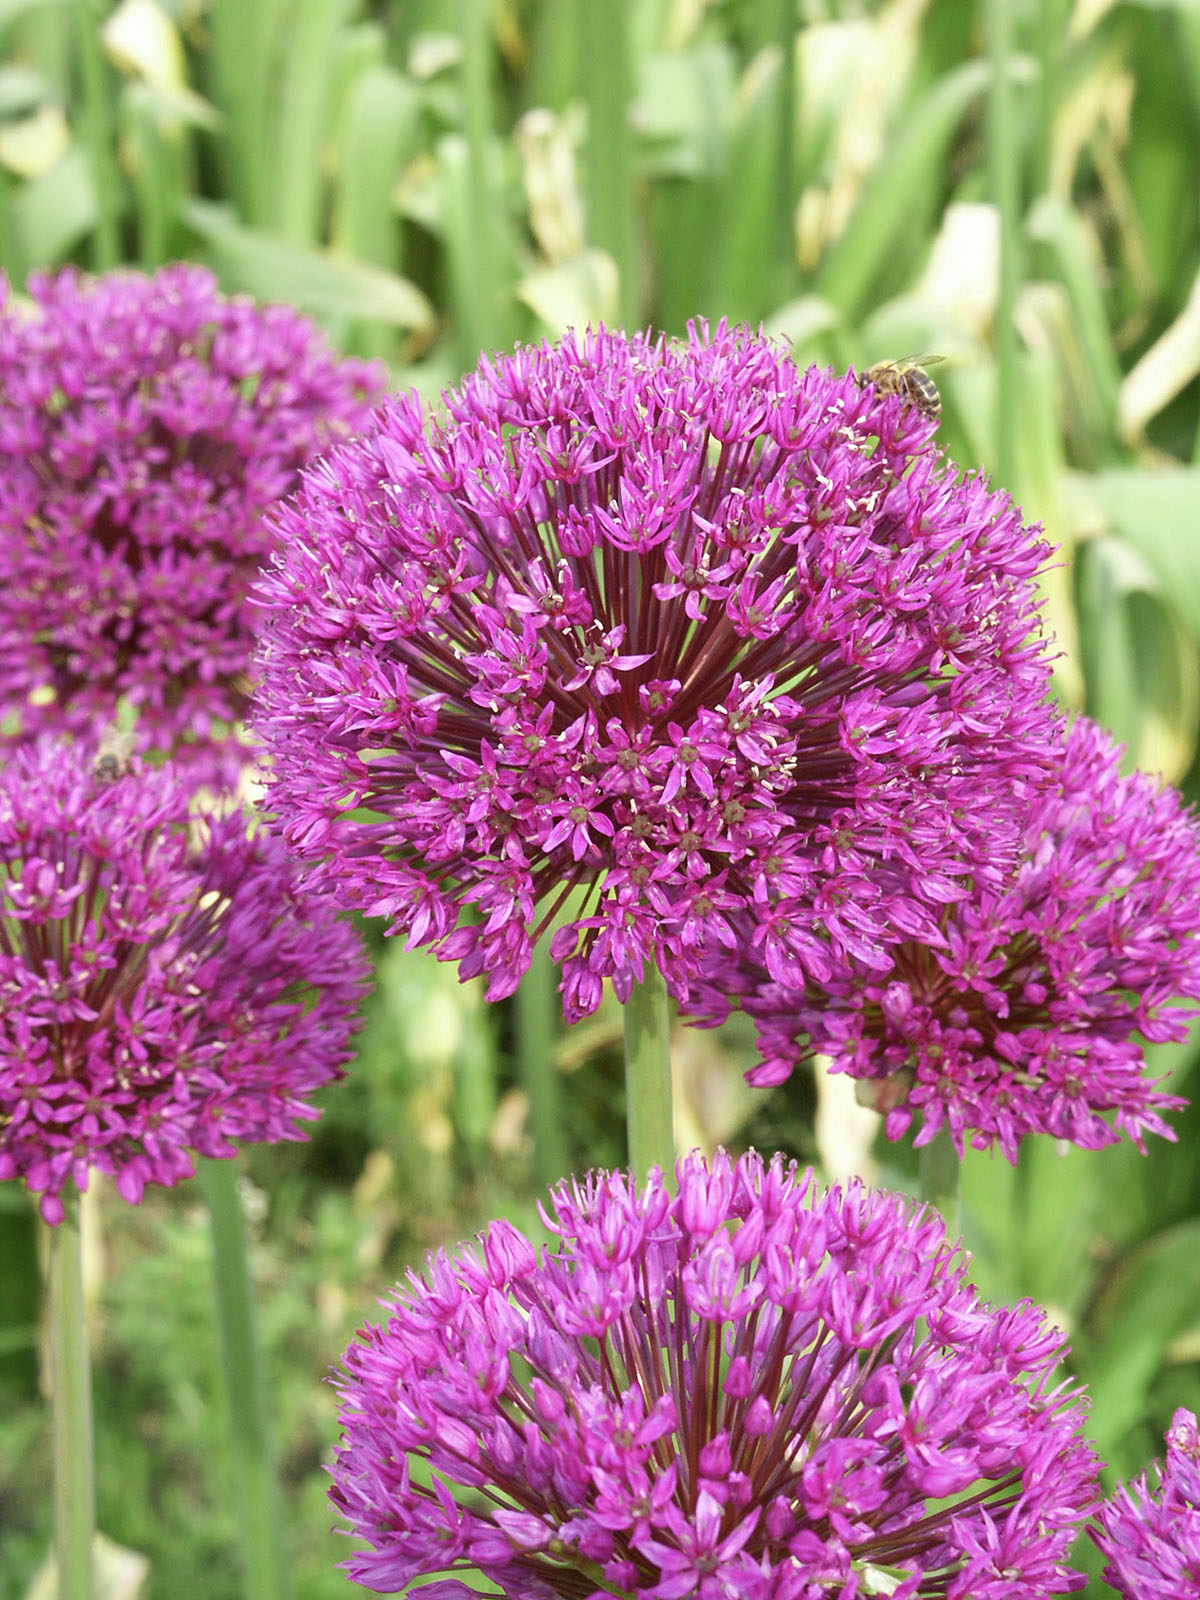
[455,0,501,368]
[772,0,798,301]
[208,0,274,226]
[623,961,674,1181]
[1033,0,1065,198]
[581,0,637,328]
[1013,1137,1033,1286]
[985,0,1022,490]
[48,1187,95,1600]
[200,1158,291,1600]
[74,0,120,269]
[918,1126,962,1234]
[515,944,569,1187]
[0,1182,38,1395]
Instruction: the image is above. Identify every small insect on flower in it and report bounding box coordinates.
[860,355,943,425]
[92,725,137,783]
[1092,1407,1200,1596]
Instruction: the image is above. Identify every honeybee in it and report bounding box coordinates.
[93,725,137,783]
[860,356,943,425]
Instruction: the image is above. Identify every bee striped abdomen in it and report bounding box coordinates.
[861,358,942,426]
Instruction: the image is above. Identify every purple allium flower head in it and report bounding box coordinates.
[1092,1408,1200,1595]
[253,322,1056,1015]
[0,741,367,1223]
[731,716,1200,1159]
[0,264,383,780]
[330,1148,1098,1598]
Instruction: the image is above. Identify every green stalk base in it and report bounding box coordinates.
[201,1158,291,1600]
[918,1126,962,1234]
[48,1188,96,1600]
[516,944,570,1187]
[622,963,675,1182]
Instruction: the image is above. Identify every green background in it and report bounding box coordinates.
[3,0,1200,1594]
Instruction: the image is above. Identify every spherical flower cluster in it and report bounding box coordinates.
[254,322,1056,1016]
[331,1148,1098,1599]
[0,264,383,779]
[0,742,367,1222]
[731,716,1200,1158]
[1092,1408,1200,1595]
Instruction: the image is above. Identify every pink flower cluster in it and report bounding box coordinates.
[331,1149,1098,1599]
[0,264,383,780]
[252,319,1200,1155]
[730,715,1200,1157]
[254,322,1055,1026]
[0,742,367,1222]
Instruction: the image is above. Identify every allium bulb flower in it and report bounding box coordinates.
[1092,1408,1200,1596]
[331,1148,1098,1599]
[731,716,1200,1158]
[254,322,1056,1016]
[0,742,367,1223]
[0,264,383,780]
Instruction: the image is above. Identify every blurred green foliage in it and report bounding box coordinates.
[2,0,1200,1595]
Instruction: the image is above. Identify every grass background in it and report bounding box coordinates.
[2,0,1200,1594]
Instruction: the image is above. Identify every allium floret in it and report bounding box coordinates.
[331,1148,1098,1598]
[0,742,367,1222]
[736,716,1200,1158]
[1092,1408,1200,1596]
[254,322,1056,1016]
[0,264,383,779]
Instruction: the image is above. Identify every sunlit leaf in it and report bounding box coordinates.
[101,0,184,91]
[1027,193,1122,448]
[10,145,96,266]
[182,200,435,333]
[0,101,66,177]
[1074,532,1199,779]
[23,1533,150,1600]
[1066,468,1200,637]
[814,58,1002,318]
[1118,264,1200,439]
[515,249,619,334]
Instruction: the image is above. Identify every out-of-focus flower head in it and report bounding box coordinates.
[331,1148,1098,1598]
[253,322,1056,1016]
[0,264,383,782]
[0,741,367,1223]
[1092,1408,1200,1596]
[730,716,1200,1159]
